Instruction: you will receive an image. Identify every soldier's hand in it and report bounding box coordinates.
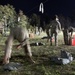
[16,44,21,49]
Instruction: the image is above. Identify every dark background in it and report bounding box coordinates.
[0,0,75,17]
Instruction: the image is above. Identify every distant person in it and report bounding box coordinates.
[50,15,61,46]
[63,26,74,45]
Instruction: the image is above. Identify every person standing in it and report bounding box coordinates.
[50,15,61,46]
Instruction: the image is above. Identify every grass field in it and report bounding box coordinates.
[0,32,75,75]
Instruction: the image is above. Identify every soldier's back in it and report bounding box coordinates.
[11,26,29,42]
[50,20,58,29]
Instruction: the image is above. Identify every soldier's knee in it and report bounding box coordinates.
[26,52,32,57]
[24,44,32,54]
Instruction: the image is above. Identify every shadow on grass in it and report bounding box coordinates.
[31,54,62,67]
[7,54,62,67]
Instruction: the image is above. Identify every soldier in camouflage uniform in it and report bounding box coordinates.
[63,26,73,45]
[3,10,35,64]
[50,15,61,46]
[59,16,74,45]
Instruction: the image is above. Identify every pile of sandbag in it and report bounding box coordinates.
[51,50,73,65]
[3,62,23,71]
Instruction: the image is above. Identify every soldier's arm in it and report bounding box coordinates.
[57,20,61,30]
[16,38,29,49]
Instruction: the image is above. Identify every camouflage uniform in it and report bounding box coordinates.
[50,15,61,46]
[63,26,73,45]
[45,24,51,42]
[3,10,35,64]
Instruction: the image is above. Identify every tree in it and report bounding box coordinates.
[30,13,40,27]
[29,13,40,34]
[0,5,4,21]
[0,4,17,30]
[40,13,50,31]
[4,4,17,28]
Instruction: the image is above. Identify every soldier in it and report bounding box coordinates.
[3,10,35,64]
[60,16,74,45]
[63,26,74,45]
[50,15,61,46]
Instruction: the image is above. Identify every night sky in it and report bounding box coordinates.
[0,0,75,17]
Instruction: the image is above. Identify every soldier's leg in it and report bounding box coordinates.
[15,27,35,63]
[3,35,13,64]
[55,31,58,46]
[63,29,69,45]
[46,31,50,42]
[50,32,53,46]
[70,31,73,45]
[68,31,73,45]
[23,40,35,63]
[63,30,65,44]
